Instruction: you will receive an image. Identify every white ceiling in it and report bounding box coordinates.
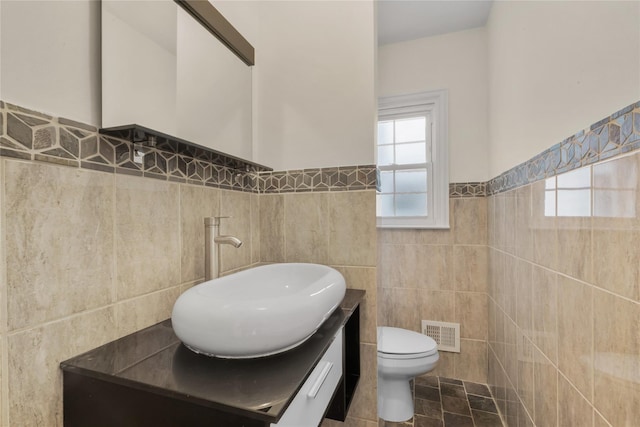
[377,0,494,45]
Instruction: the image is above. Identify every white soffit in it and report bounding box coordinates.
[377,0,493,45]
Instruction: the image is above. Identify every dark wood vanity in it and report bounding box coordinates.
[60,290,363,427]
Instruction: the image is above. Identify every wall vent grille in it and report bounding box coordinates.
[421,320,460,353]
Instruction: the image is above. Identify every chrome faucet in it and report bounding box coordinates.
[205,216,243,280]
[214,235,242,248]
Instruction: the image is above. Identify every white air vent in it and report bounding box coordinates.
[421,320,460,353]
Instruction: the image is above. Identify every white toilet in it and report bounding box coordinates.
[377,326,439,422]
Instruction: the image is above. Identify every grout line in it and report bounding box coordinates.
[462,381,477,427]
[4,283,186,338]
[557,370,595,418]
[593,407,613,427]
[437,377,444,426]
[589,167,596,427]
[555,260,560,427]
[591,282,596,427]
[282,193,287,261]
[177,184,184,291]
[112,171,119,333]
[488,245,639,310]
[1,158,9,427]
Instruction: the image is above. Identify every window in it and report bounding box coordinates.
[376,90,449,228]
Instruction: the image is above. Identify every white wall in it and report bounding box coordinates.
[0,0,101,126]
[488,0,640,177]
[378,27,489,183]
[222,1,376,171]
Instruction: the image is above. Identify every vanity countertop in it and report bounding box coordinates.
[60,289,364,425]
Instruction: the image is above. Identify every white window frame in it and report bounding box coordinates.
[376,89,449,229]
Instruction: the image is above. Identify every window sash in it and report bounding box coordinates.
[377,163,433,218]
[377,110,432,217]
[376,90,449,229]
[377,112,432,167]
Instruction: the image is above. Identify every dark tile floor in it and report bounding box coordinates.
[379,376,504,427]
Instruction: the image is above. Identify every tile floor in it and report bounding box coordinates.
[379,376,504,427]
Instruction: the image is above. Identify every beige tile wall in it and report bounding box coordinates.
[0,104,377,426]
[377,197,489,384]
[0,158,262,426]
[260,191,379,427]
[0,153,377,427]
[487,152,640,427]
[13,127,636,427]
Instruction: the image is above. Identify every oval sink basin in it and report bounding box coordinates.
[171,263,346,358]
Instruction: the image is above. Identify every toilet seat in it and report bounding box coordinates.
[378,349,436,360]
[377,326,439,422]
[377,327,438,359]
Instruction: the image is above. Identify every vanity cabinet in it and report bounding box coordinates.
[61,290,364,427]
[271,330,342,426]
[326,305,360,421]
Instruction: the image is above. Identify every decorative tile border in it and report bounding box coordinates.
[9,99,635,197]
[449,182,486,198]
[0,101,260,192]
[257,165,378,193]
[487,100,640,195]
[0,101,376,194]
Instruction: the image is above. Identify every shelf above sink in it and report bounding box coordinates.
[99,124,272,173]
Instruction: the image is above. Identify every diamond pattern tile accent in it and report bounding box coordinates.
[1,136,27,151]
[449,183,486,198]
[256,164,378,193]
[4,100,640,197]
[82,136,114,165]
[0,101,262,192]
[487,101,640,195]
[6,113,38,149]
[33,126,56,150]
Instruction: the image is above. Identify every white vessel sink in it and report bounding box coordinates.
[171,263,346,358]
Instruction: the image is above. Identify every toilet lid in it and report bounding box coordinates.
[377,326,438,356]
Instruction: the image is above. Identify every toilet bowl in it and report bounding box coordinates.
[377,326,439,422]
